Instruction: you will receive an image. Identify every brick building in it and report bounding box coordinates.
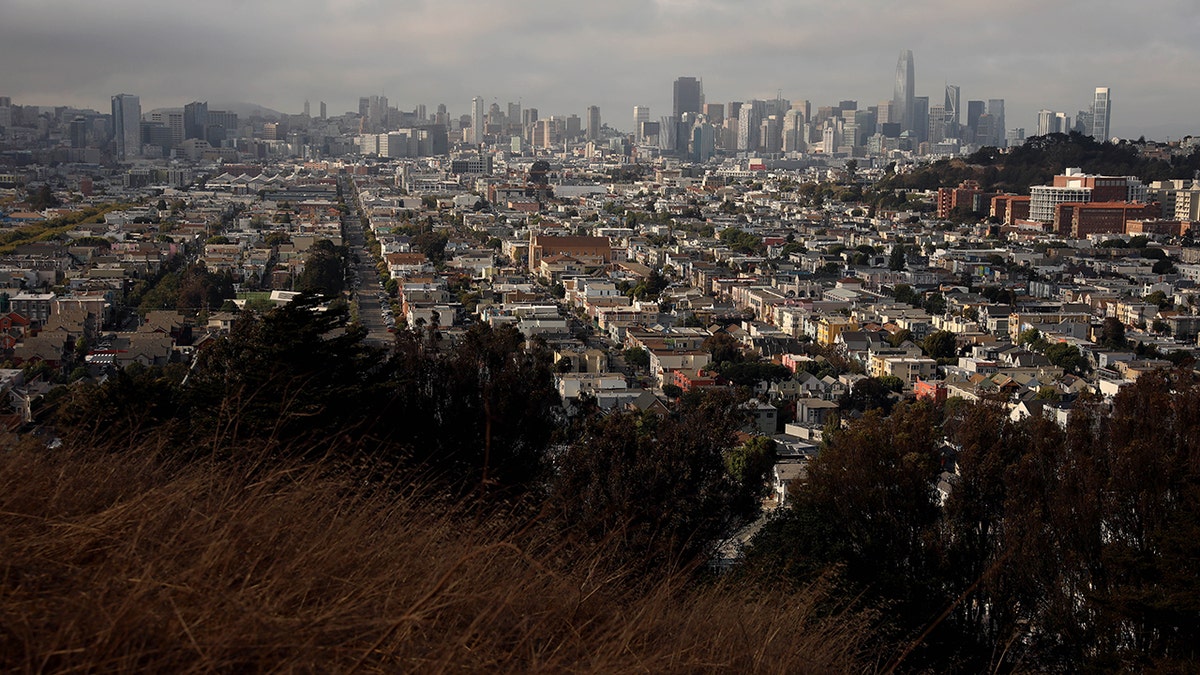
[1053,201,1160,237]
[527,234,611,270]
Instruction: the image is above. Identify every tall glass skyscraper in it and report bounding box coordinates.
[1091,87,1111,140]
[944,84,960,129]
[472,96,485,144]
[111,93,140,161]
[893,50,915,133]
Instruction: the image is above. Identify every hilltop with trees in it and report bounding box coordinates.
[4,298,1200,672]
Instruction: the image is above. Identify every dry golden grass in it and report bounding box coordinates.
[0,441,871,674]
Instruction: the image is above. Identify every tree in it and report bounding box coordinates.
[725,435,777,510]
[551,391,750,571]
[1018,328,1043,348]
[893,283,920,307]
[839,377,897,414]
[1152,258,1177,274]
[719,360,792,387]
[184,292,384,452]
[922,292,947,316]
[749,402,944,646]
[27,185,60,210]
[887,328,913,348]
[624,347,650,371]
[1145,290,1171,309]
[921,330,958,360]
[1044,342,1089,375]
[412,231,448,264]
[295,239,345,295]
[703,332,744,365]
[889,244,907,271]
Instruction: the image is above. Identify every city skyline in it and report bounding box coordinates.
[2,0,1199,140]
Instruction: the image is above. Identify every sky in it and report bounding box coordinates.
[2,0,1199,141]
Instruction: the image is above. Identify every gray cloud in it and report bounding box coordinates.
[2,0,1197,139]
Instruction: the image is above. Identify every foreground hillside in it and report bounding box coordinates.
[0,441,870,674]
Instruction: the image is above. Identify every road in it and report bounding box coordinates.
[340,177,394,347]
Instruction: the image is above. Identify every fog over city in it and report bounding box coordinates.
[3,0,1199,138]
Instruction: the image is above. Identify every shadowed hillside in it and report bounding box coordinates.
[0,441,871,673]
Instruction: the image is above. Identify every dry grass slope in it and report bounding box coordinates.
[1,442,871,674]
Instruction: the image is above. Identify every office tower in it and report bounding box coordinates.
[928,104,946,143]
[913,96,929,143]
[563,114,580,140]
[586,105,601,141]
[149,109,184,145]
[370,95,388,131]
[838,100,858,112]
[1090,87,1111,140]
[893,49,915,133]
[472,96,485,144]
[359,97,370,119]
[742,100,769,151]
[737,104,760,152]
[966,100,985,139]
[1036,110,1070,136]
[507,102,521,131]
[319,101,327,120]
[944,85,960,131]
[303,100,310,117]
[633,105,650,140]
[782,109,805,153]
[702,103,724,126]
[877,100,894,126]
[692,122,715,162]
[987,99,1006,146]
[183,101,207,140]
[658,116,677,151]
[673,76,702,118]
[69,117,88,148]
[759,115,782,153]
[111,93,141,160]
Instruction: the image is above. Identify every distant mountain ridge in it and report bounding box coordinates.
[209,102,288,119]
[145,102,288,119]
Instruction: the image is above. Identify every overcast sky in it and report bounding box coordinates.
[3,0,1198,140]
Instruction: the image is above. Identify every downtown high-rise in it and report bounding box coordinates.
[1090,87,1111,140]
[893,50,915,133]
[673,77,702,118]
[471,96,485,144]
[111,93,141,161]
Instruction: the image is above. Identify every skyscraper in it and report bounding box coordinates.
[586,105,601,141]
[633,106,649,141]
[111,93,140,161]
[183,101,207,141]
[944,85,960,130]
[1037,110,1071,136]
[913,96,929,143]
[966,100,985,139]
[987,99,1006,146]
[893,50,915,133]
[319,101,327,120]
[673,77,702,118]
[1090,87,1111,140]
[472,96,485,144]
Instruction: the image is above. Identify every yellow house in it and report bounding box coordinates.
[816,315,858,347]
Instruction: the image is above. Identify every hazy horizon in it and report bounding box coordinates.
[4,0,1199,141]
